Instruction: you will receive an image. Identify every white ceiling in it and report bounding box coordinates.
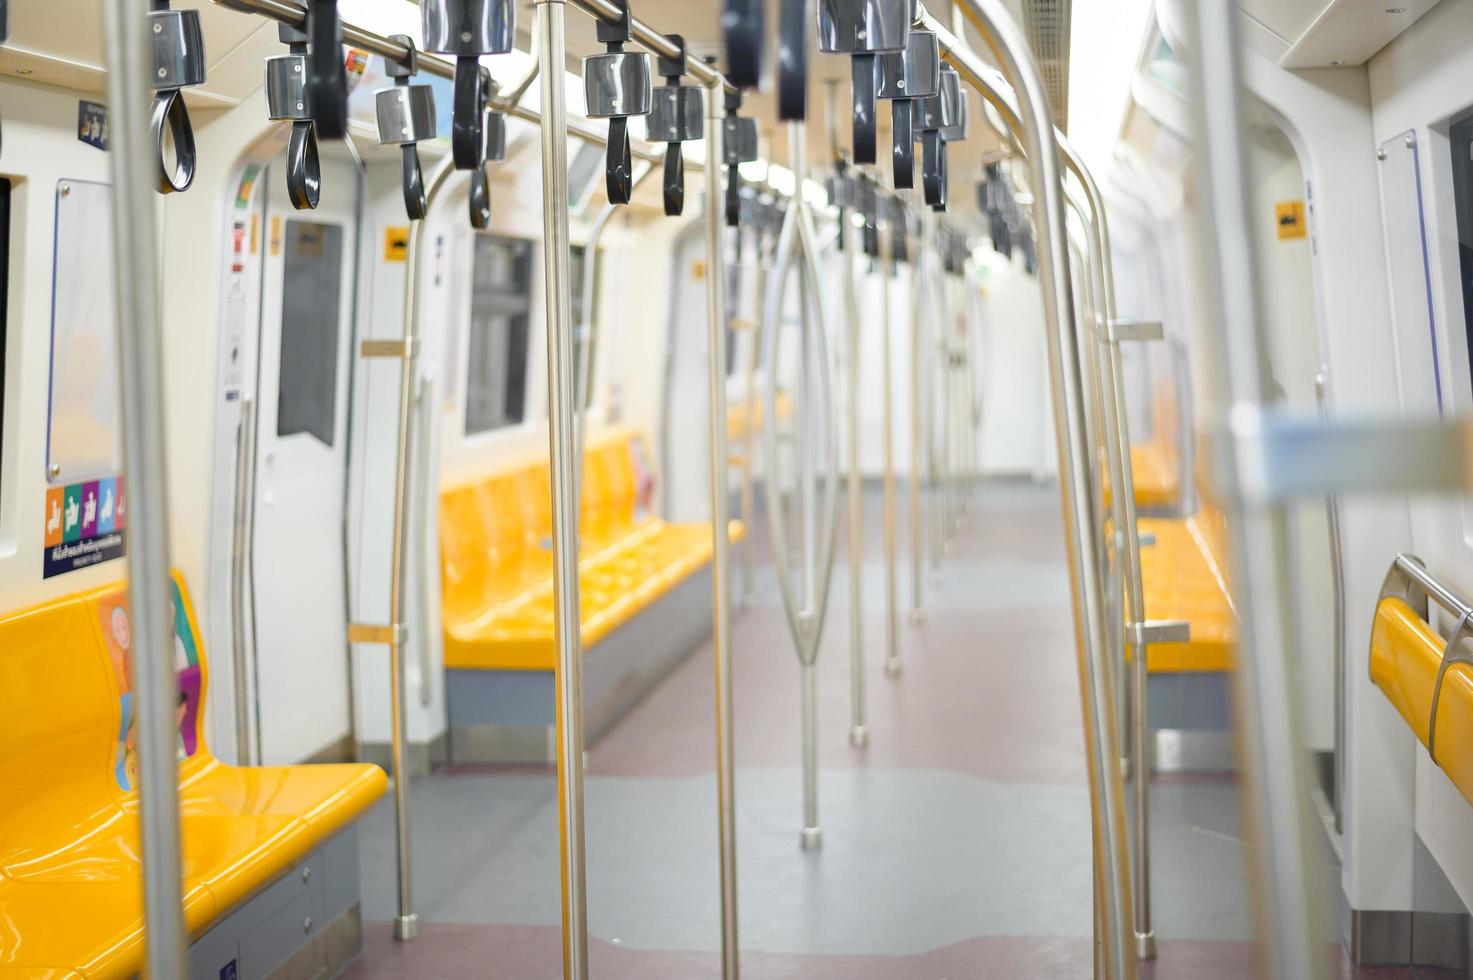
[1236,0,1441,68]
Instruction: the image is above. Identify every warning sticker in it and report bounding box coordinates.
[384,226,410,262]
[44,475,126,578]
[1275,200,1306,240]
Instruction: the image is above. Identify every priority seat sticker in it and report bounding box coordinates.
[44,475,126,578]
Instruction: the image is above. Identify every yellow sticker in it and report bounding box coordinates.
[1275,200,1306,240]
[384,226,410,262]
[269,215,283,256]
[249,213,259,255]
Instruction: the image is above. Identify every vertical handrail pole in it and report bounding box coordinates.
[1070,170,1156,958]
[908,206,926,619]
[536,2,591,975]
[703,78,741,980]
[232,394,257,764]
[842,180,868,746]
[101,2,187,973]
[1181,4,1329,976]
[1316,373,1348,835]
[380,153,455,943]
[881,218,901,676]
[944,2,1136,973]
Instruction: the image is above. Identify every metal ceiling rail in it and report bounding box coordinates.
[212,0,686,168]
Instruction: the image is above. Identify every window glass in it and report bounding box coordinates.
[1449,115,1473,396]
[278,220,344,445]
[48,180,121,484]
[466,234,533,434]
[0,179,10,500]
[570,244,600,409]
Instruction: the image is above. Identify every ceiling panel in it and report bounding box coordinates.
[1280,0,1441,68]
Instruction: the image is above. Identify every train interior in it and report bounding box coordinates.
[7,0,1473,978]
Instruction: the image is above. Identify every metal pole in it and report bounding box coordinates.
[536,3,590,975]
[232,394,257,764]
[881,221,901,677]
[936,3,1137,974]
[1070,177,1155,958]
[703,81,741,980]
[371,152,456,944]
[101,3,187,974]
[1180,4,1329,976]
[842,189,868,747]
[908,211,925,620]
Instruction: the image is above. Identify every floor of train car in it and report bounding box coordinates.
[344,482,1392,979]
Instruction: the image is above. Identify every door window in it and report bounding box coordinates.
[466,234,532,434]
[277,220,344,445]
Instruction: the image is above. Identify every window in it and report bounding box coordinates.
[569,244,600,409]
[0,179,9,496]
[1450,116,1473,395]
[278,220,344,445]
[466,234,532,434]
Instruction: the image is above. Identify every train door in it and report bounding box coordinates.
[251,157,361,763]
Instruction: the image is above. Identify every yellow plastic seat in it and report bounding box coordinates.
[1369,596,1473,810]
[1136,509,1236,672]
[0,575,386,978]
[441,428,742,671]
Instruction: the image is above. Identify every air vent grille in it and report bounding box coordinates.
[1022,0,1070,131]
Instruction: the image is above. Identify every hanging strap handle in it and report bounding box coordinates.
[150,89,197,194]
[723,0,762,89]
[777,0,807,121]
[851,54,878,165]
[891,99,915,189]
[305,0,349,140]
[287,120,323,210]
[452,57,486,170]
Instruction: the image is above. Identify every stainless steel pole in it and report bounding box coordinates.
[1180,4,1329,976]
[843,190,868,747]
[536,2,590,974]
[232,394,257,764]
[101,3,187,974]
[936,4,1137,974]
[374,152,455,944]
[704,81,741,980]
[1069,176,1156,958]
[881,221,901,677]
[908,210,926,620]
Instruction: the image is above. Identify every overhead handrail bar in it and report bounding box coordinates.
[101,1,189,974]
[761,117,841,851]
[920,2,1136,974]
[213,0,679,168]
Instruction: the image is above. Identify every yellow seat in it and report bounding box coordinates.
[441,428,743,671]
[1136,508,1236,672]
[1369,596,1473,810]
[0,575,386,977]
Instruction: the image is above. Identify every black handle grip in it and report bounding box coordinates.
[287,119,321,210]
[305,0,348,140]
[452,57,484,170]
[469,167,492,229]
[922,128,946,210]
[891,99,914,190]
[777,0,807,121]
[606,116,633,205]
[726,165,741,227]
[150,89,196,194]
[664,143,685,216]
[722,0,762,88]
[852,55,877,165]
[400,143,426,219]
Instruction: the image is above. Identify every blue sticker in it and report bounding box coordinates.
[220,960,238,980]
[78,100,108,150]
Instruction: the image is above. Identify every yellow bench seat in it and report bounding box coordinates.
[1136,512,1236,672]
[441,429,739,672]
[0,576,386,978]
